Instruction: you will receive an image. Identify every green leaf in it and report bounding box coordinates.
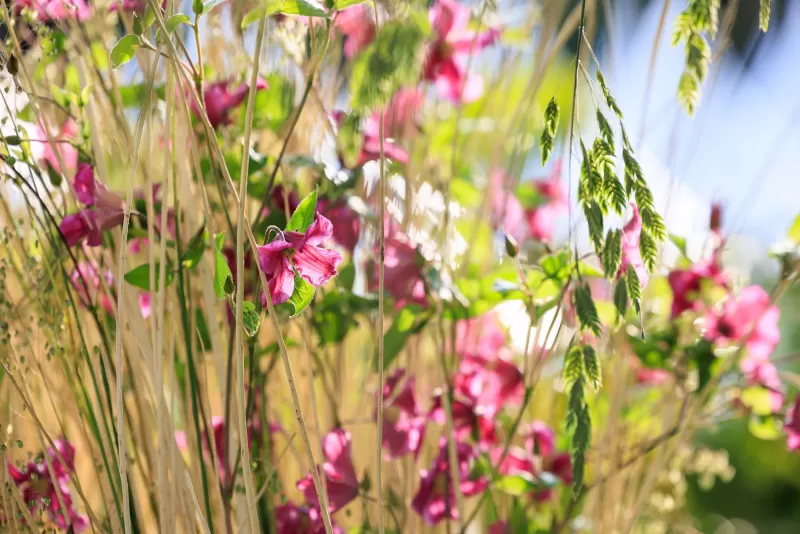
[350,20,423,111]
[283,274,315,317]
[563,345,584,388]
[335,0,366,8]
[613,280,628,318]
[249,73,294,132]
[741,387,775,417]
[201,0,227,13]
[241,8,265,28]
[195,308,212,352]
[124,263,174,290]
[669,233,688,257]
[496,474,537,497]
[583,346,602,390]
[181,225,208,269]
[242,301,261,338]
[573,284,601,337]
[602,229,622,278]
[166,14,191,33]
[749,413,782,440]
[285,189,318,232]
[374,305,429,370]
[110,35,140,68]
[213,233,234,299]
[626,265,642,314]
[243,0,329,27]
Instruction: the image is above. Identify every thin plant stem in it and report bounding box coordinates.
[234,10,269,534]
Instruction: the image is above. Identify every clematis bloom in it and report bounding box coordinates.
[257,213,342,305]
[71,262,115,315]
[192,78,269,129]
[335,4,375,58]
[785,394,800,451]
[423,0,500,103]
[318,197,361,254]
[275,502,343,534]
[7,439,89,532]
[457,353,524,418]
[378,369,426,459]
[411,439,487,525]
[36,119,78,174]
[369,234,427,309]
[14,0,91,21]
[668,254,728,318]
[297,429,360,514]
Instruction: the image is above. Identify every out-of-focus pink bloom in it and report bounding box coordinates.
[275,502,344,534]
[71,262,114,315]
[138,292,152,319]
[493,446,535,477]
[369,234,427,309]
[359,112,409,164]
[423,0,500,103]
[7,439,89,532]
[489,169,527,243]
[524,421,555,457]
[297,429,359,514]
[430,389,498,449]
[411,439,487,525]
[318,197,360,254]
[271,185,300,216]
[257,213,342,305]
[60,208,125,247]
[525,204,559,242]
[14,0,91,21]
[378,369,426,459]
[335,4,375,58]
[192,78,269,129]
[455,311,507,357]
[108,0,166,13]
[534,160,566,206]
[617,203,648,287]
[704,285,780,365]
[383,87,424,139]
[458,353,523,418]
[635,366,671,386]
[36,119,78,174]
[785,394,800,451]
[668,255,728,318]
[489,521,510,534]
[742,360,784,413]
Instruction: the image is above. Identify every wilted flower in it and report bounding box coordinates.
[257,213,342,305]
[297,429,359,514]
[785,394,800,451]
[192,78,269,129]
[378,369,426,459]
[7,439,89,532]
[704,285,780,365]
[411,439,487,525]
[423,0,500,103]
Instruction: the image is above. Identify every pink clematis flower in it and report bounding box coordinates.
[71,262,115,315]
[617,202,648,287]
[411,439,488,525]
[457,353,524,418]
[192,78,269,129]
[275,502,344,534]
[741,360,784,413]
[524,421,556,457]
[7,439,89,532]
[359,111,410,165]
[378,369,426,459]
[423,0,500,103]
[72,164,125,210]
[668,254,728,318]
[297,429,360,514]
[704,285,781,365]
[36,119,78,175]
[430,387,498,449]
[60,166,125,247]
[489,169,527,243]
[257,213,342,306]
[455,310,507,357]
[382,87,424,139]
[369,234,427,309]
[14,0,91,21]
[318,197,361,254]
[785,394,800,451]
[335,4,375,58]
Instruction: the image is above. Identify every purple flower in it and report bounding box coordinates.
[411,439,487,525]
[378,369,426,459]
[257,213,342,306]
[7,439,89,532]
[297,429,359,514]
